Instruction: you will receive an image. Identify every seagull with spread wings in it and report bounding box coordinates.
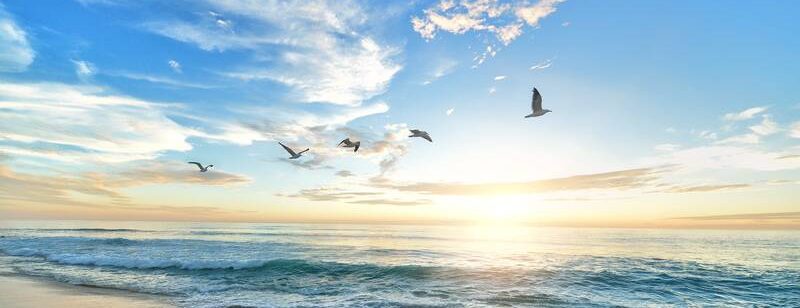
[279,142,309,159]
[338,138,361,152]
[188,162,213,172]
[409,129,432,142]
[525,87,552,118]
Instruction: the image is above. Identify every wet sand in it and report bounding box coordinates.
[0,274,172,308]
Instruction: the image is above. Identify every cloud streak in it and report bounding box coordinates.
[671,212,800,221]
[387,167,669,196]
[0,5,34,72]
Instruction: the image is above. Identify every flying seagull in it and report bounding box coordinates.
[525,87,552,118]
[338,138,361,152]
[409,129,432,142]
[279,142,309,159]
[188,162,213,172]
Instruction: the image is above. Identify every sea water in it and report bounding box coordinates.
[0,221,798,307]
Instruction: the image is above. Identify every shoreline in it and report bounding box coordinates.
[0,273,173,308]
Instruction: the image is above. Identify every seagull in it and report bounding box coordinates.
[525,87,552,118]
[188,162,213,172]
[338,138,361,152]
[409,129,432,142]
[279,142,309,159]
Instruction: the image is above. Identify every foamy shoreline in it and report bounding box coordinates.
[0,274,172,308]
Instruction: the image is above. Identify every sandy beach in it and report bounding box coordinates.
[0,274,171,308]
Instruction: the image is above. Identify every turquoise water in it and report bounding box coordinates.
[0,221,798,307]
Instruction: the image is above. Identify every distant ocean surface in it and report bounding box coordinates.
[1,221,798,307]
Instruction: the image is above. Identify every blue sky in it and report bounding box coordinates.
[1,0,799,227]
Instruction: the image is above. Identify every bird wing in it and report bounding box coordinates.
[298,148,310,155]
[187,162,204,170]
[279,142,297,156]
[338,138,351,146]
[532,87,543,112]
[410,129,421,135]
[421,133,432,142]
[353,142,360,152]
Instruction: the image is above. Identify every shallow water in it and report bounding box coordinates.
[1,220,798,307]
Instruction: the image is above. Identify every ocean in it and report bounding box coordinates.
[0,220,798,307]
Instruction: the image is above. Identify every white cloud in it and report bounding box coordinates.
[748,115,779,136]
[412,0,565,64]
[168,59,182,73]
[494,75,507,81]
[104,71,212,89]
[207,102,391,147]
[791,122,800,138]
[515,0,565,27]
[446,107,455,116]
[423,58,457,85]
[716,133,760,145]
[696,130,718,140]
[529,58,553,71]
[494,23,523,45]
[0,6,35,72]
[653,145,800,172]
[561,21,570,27]
[724,106,767,121]
[142,0,399,106]
[0,81,203,163]
[665,127,677,134]
[488,87,496,94]
[71,60,96,78]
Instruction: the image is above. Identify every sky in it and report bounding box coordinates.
[0,0,799,228]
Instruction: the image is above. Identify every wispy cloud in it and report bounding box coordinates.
[748,115,779,136]
[494,75,507,81]
[659,183,749,193]
[716,133,760,145]
[422,58,457,85]
[723,106,767,121]
[0,81,217,163]
[650,145,800,172]
[790,121,800,138]
[696,130,718,140]
[140,0,400,106]
[286,187,382,202]
[446,107,455,116]
[0,5,35,72]
[347,198,431,206]
[71,59,96,79]
[104,71,213,89]
[529,58,553,71]
[0,161,249,207]
[167,59,182,73]
[671,212,800,221]
[284,187,429,206]
[386,167,670,196]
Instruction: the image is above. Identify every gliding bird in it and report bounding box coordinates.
[338,138,361,152]
[279,142,309,159]
[188,162,213,172]
[409,129,432,142]
[525,87,552,118]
